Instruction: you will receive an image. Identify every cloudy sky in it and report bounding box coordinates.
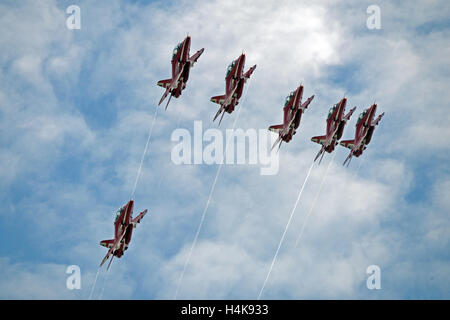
[0,0,449,299]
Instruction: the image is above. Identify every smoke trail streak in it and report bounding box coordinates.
[294,152,336,248]
[355,157,364,175]
[174,80,252,299]
[98,261,112,300]
[130,106,159,199]
[88,267,101,300]
[257,159,315,300]
[155,112,214,191]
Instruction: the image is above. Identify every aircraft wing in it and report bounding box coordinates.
[300,94,315,110]
[132,209,147,228]
[339,139,355,150]
[343,107,357,121]
[189,48,205,65]
[372,112,385,126]
[243,64,257,79]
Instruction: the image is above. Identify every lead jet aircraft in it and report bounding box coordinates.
[268,84,315,151]
[340,103,385,166]
[311,97,356,163]
[100,200,147,269]
[210,53,256,125]
[157,35,204,109]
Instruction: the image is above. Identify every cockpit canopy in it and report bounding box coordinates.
[226,60,236,77]
[327,104,337,119]
[172,42,182,59]
[114,205,126,222]
[284,91,294,107]
[357,109,368,125]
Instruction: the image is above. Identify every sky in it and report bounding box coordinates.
[0,0,449,299]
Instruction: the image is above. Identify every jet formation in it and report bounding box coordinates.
[100,35,385,268]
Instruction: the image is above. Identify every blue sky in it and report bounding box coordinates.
[0,0,449,299]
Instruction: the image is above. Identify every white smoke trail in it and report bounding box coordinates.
[88,267,100,300]
[355,157,364,175]
[98,261,112,300]
[174,80,252,299]
[257,159,315,300]
[294,152,336,248]
[130,106,159,199]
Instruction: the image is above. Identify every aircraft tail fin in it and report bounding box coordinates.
[311,135,326,145]
[268,124,284,134]
[210,95,226,105]
[343,152,353,167]
[100,237,120,268]
[157,79,172,89]
[106,254,114,270]
[339,139,355,150]
[213,106,224,123]
[99,239,115,249]
[270,135,283,152]
[158,87,171,106]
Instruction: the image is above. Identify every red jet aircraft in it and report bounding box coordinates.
[157,35,204,109]
[311,97,356,163]
[268,84,315,151]
[100,200,147,269]
[340,103,384,166]
[210,53,256,125]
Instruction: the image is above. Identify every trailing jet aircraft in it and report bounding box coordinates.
[99,200,147,269]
